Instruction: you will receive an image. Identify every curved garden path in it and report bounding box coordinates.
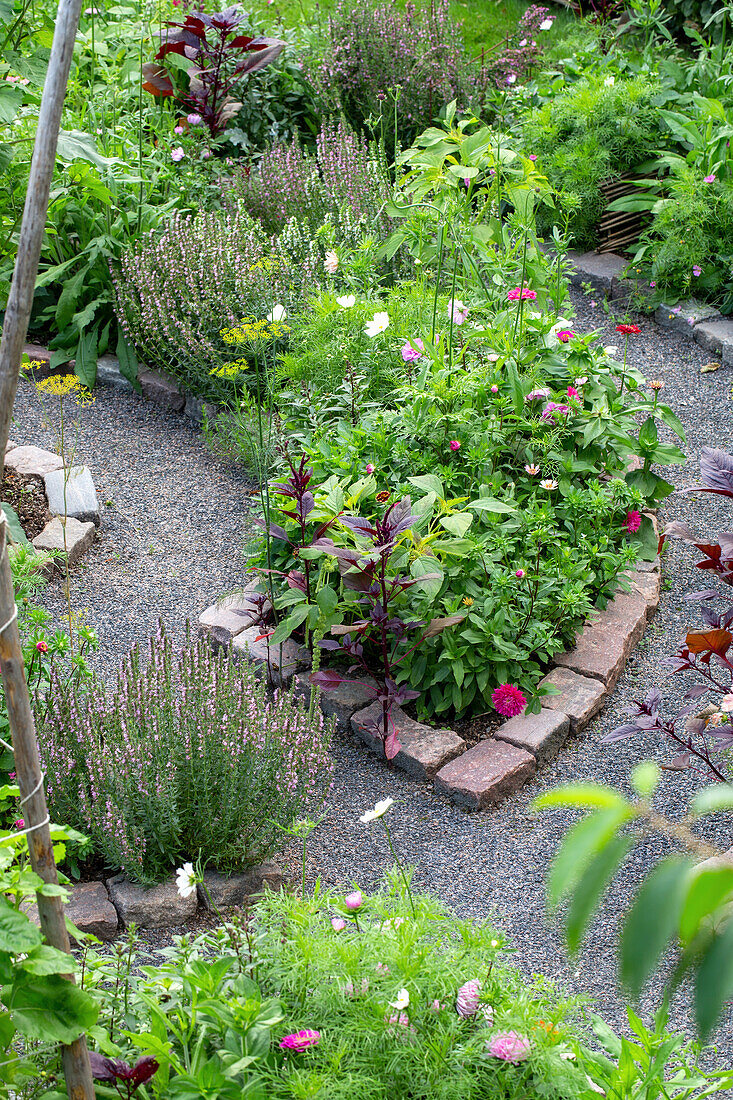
[10,291,733,1062]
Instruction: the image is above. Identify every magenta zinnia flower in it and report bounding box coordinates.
[449,440,461,451]
[624,510,642,533]
[492,684,527,717]
[456,979,482,1017]
[507,286,537,302]
[487,1030,531,1062]
[279,1030,320,1052]
[556,329,574,342]
[567,386,579,399]
[540,402,571,420]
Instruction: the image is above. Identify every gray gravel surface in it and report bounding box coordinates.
[10,292,733,1075]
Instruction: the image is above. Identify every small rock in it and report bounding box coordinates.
[5,445,63,478]
[568,251,627,293]
[434,739,536,810]
[32,516,95,566]
[539,668,608,733]
[184,394,217,425]
[553,589,648,688]
[139,368,185,412]
[351,702,465,781]
[693,318,733,363]
[232,626,310,685]
[198,863,286,910]
[43,465,100,526]
[97,355,133,391]
[23,343,52,365]
[655,300,721,334]
[5,440,17,453]
[494,710,570,766]
[106,874,198,929]
[198,587,268,648]
[66,882,118,942]
[296,675,376,731]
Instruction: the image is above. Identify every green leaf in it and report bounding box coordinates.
[691,786,733,817]
[407,474,444,498]
[620,856,690,997]
[0,85,22,125]
[466,497,515,514]
[269,605,308,644]
[54,268,85,331]
[506,360,524,414]
[56,130,117,168]
[74,329,97,389]
[632,514,659,561]
[0,504,29,546]
[315,587,338,617]
[656,405,686,442]
[546,805,631,911]
[7,973,98,1043]
[679,866,733,944]
[638,416,658,449]
[439,512,473,537]
[410,556,443,599]
[533,783,630,811]
[115,331,141,392]
[0,902,41,954]
[21,945,78,977]
[694,916,733,1040]
[565,834,632,952]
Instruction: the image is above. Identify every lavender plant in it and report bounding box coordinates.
[38,625,334,885]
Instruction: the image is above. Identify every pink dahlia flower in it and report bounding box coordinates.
[456,979,482,1017]
[492,683,527,717]
[279,1029,320,1052]
[487,1030,531,1062]
[624,510,642,534]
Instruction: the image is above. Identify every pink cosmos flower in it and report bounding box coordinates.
[492,684,527,717]
[487,1031,531,1062]
[528,154,537,161]
[14,819,24,829]
[345,890,362,911]
[524,463,540,475]
[491,384,499,393]
[692,265,702,277]
[331,917,346,931]
[567,386,580,398]
[366,463,375,475]
[541,402,571,420]
[187,113,202,125]
[174,125,184,134]
[401,338,424,363]
[515,569,525,578]
[456,979,482,1017]
[448,299,469,324]
[624,510,642,534]
[279,1030,320,1052]
[525,387,550,402]
[170,146,184,162]
[556,330,574,343]
[704,174,716,183]
[449,440,461,451]
[649,280,656,288]
[8,773,15,780]
[507,287,537,302]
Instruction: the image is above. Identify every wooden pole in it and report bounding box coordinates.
[0,0,94,1097]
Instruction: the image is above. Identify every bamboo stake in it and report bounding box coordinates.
[0,0,94,1096]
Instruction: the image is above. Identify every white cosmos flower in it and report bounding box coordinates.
[540,479,558,491]
[267,304,287,322]
[389,988,410,1010]
[539,17,553,30]
[720,694,733,713]
[336,294,356,308]
[604,75,615,87]
[365,311,390,337]
[175,862,197,899]
[360,797,394,823]
[604,345,618,356]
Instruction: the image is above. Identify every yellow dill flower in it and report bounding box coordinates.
[34,375,92,401]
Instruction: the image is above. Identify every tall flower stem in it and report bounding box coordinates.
[382,819,415,917]
[58,394,74,658]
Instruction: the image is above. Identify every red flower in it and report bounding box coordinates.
[375,490,391,503]
[491,683,527,717]
[616,323,641,335]
[624,510,642,533]
[556,330,574,342]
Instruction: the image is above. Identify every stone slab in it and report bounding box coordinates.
[628,568,661,617]
[232,625,310,685]
[5,445,63,478]
[43,465,100,526]
[198,587,268,647]
[351,702,465,781]
[539,667,607,733]
[66,882,118,942]
[139,368,185,412]
[32,516,95,566]
[23,343,52,365]
[5,440,16,453]
[494,710,570,766]
[294,673,376,730]
[553,589,648,688]
[198,863,286,910]
[568,250,627,293]
[655,300,721,334]
[434,739,536,810]
[107,874,198,929]
[97,354,133,391]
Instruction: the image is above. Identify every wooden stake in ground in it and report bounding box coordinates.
[0,0,94,1097]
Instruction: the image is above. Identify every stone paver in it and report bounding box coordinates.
[184,395,217,425]
[568,251,627,293]
[232,625,310,684]
[352,702,465,781]
[655,300,721,334]
[97,354,133,391]
[628,569,661,617]
[5,444,63,477]
[693,318,733,366]
[139,368,185,412]
[434,739,536,810]
[23,343,52,365]
[32,516,95,565]
[66,882,118,942]
[198,587,267,647]
[43,465,100,526]
[198,863,286,910]
[553,589,648,688]
[494,710,570,766]
[539,667,607,732]
[107,874,198,929]
[294,673,376,730]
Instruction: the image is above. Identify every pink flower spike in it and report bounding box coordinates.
[449,440,461,452]
[492,684,527,717]
[567,386,580,398]
[487,1031,531,1062]
[331,917,346,931]
[279,1029,320,1052]
[345,890,363,910]
[624,510,642,534]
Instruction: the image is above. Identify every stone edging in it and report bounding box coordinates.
[3,437,100,565]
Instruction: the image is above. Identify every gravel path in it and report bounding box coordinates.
[9,294,733,1071]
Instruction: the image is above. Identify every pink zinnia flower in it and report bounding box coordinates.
[556,329,574,342]
[401,338,424,362]
[170,146,184,162]
[492,683,527,717]
[487,1030,531,1062]
[449,440,461,452]
[491,384,499,393]
[704,174,716,183]
[345,890,362,910]
[624,510,642,534]
[331,917,346,931]
[14,819,24,830]
[515,569,525,578]
[366,463,375,475]
[567,386,580,398]
[279,1029,320,1052]
[507,287,537,302]
[456,979,482,1017]
[35,640,48,653]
